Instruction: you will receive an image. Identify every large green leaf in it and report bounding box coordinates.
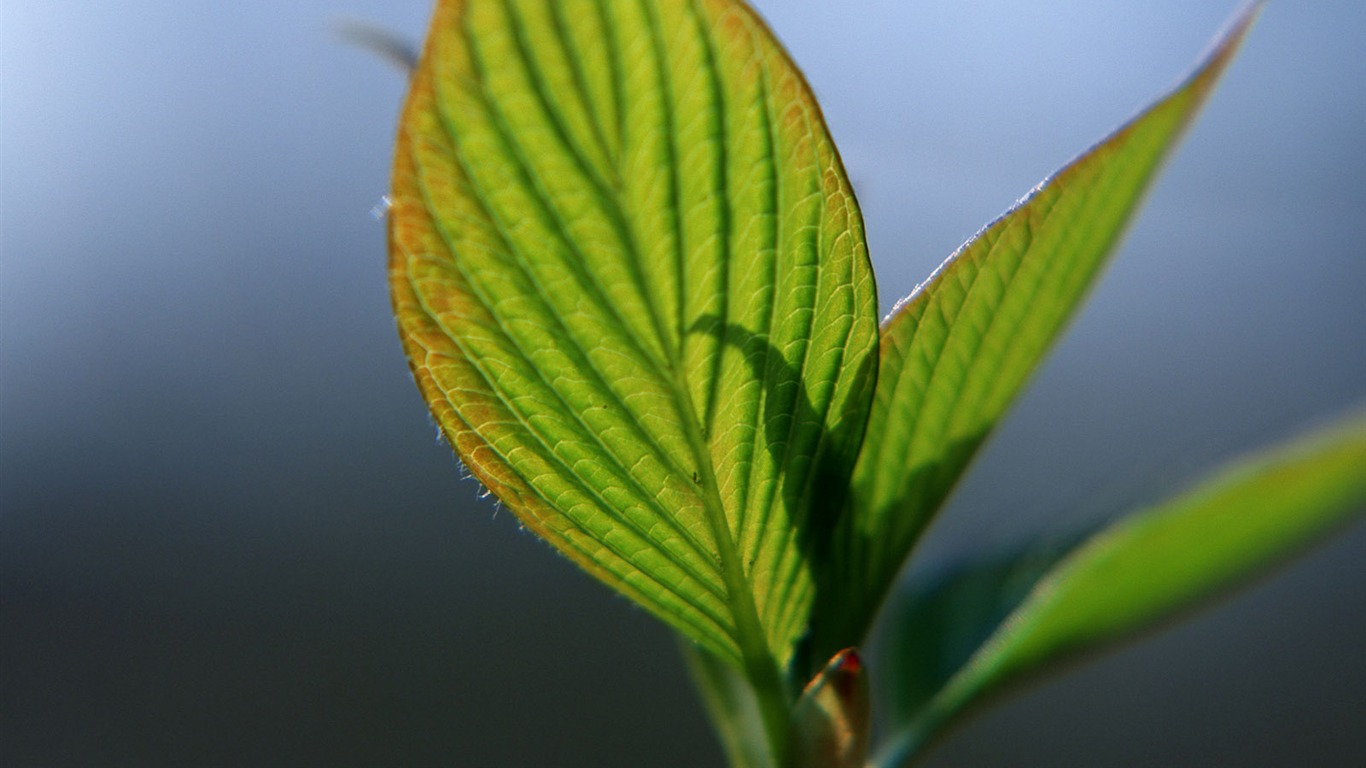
[811,5,1262,660]
[876,409,1366,767]
[387,0,878,697]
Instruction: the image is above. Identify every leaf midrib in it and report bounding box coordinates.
[637,0,789,706]
[451,0,789,680]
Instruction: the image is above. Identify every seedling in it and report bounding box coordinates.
[384,2,1366,765]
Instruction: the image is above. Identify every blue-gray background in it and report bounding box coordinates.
[3,1,1363,765]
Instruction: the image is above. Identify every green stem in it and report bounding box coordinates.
[682,641,774,768]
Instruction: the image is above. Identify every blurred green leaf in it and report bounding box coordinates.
[812,4,1263,661]
[877,409,1366,767]
[881,537,1081,725]
[387,0,878,709]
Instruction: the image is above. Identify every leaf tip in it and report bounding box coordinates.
[1184,1,1264,92]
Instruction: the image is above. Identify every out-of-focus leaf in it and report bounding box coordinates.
[812,4,1262,660]
[876,409,1366,767]
[388,0,878,697]
[881,538,1081,725]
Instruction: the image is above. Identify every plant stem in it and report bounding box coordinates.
[682,642,775,768]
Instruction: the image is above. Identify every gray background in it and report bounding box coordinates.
[3,1,1363,765]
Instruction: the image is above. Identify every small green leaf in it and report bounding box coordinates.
[387,0,878,700]
[812,4,1262,659]
[876,410,1366,767]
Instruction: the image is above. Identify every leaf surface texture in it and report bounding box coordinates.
[388,0,878,669]
[814,6,1262,658]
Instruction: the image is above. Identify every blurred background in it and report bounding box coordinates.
[3,1,1363,765]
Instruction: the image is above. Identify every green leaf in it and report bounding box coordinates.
[880,537,1081,727]
[387,0,878,707]
[876,409,1366,767]
[811,4,1263,660]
